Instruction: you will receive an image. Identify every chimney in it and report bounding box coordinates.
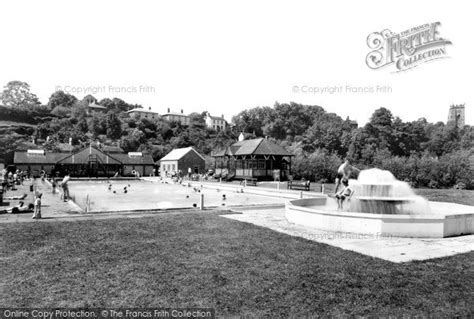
[69,137,73,146]
[148,107,151,111]
[221,114,224,119]
[238,132,245,142]
[181,109,183,114]
[167,108,170,113]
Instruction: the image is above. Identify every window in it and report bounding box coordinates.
[250,160,257,169]
[258,159,265,169]
[172,164,176,171]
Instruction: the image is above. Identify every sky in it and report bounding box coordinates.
[0,0,472,125]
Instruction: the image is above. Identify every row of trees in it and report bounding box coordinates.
[232,103,472,188]
[1,81,472,188]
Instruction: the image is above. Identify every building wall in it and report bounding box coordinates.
[162,114,190,125]
[16,164,55,176]
[205,115,226,131]
[447,105,466,128]
[178,151,205,174]
[130,111,158,120]
[123,164,154,176]
[160,160,179,176]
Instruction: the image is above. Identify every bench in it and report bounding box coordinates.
[288,180,311,191]
[241,178,258,186]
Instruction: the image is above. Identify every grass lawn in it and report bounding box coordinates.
[1,212,472,317]
[414,188,474,206]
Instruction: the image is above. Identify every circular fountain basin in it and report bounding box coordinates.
[285,196,474,238]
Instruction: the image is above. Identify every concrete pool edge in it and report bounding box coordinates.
[81,202,285,215]
[285,197,474,238]
[142,178,323,200]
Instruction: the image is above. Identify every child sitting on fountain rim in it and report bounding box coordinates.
[336,179,354,210]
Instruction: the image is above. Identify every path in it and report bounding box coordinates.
[0,179,81,222]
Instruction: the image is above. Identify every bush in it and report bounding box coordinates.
[454,182,467,190]
[428,180,439,189]
[0,105,51,124]
[292,149,342,182]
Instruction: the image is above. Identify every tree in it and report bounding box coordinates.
[99,98,114,110]
[75,118,89,134]
[112,98,130,112]
[1,81,41,108]
[106,112,122,139]
[47,90,78,109]
[370,107,393,127]
[88,113,107,138]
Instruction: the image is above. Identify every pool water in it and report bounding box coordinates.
[68,180,286,212]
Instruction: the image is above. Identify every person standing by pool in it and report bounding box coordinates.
[61,174,70,202]
[52,178,57,194]
[32,192,42,219]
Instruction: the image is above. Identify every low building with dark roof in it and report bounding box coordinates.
[14,149,68,177]
[13,145,155,177]
[212,135,294,180]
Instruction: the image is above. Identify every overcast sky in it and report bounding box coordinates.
[0,0,472,125]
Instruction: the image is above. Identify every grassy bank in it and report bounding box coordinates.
[1,213,472,317]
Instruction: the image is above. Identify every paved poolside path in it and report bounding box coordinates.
[0,179,81,222]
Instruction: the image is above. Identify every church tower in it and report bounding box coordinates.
[447,104,465,128]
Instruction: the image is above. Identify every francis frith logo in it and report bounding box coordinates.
[366,22,452,72]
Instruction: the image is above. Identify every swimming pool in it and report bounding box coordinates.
[68,180,287,212]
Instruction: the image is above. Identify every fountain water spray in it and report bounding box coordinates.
[348,168,431,215]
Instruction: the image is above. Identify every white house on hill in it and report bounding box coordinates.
[204,111,227,131]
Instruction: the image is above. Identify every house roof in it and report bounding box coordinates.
[112,153,155,165]
[127,108,158,114]
[162,113,189,117]
[213,138,293,157]
[100,145,124,153]
[88,102,107,109]
[208,115,226,121]
[204,112,226,121]
[15,146,154,166]
[57,146,122,165]
[159,147,205,162]
[14,152,68,164]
